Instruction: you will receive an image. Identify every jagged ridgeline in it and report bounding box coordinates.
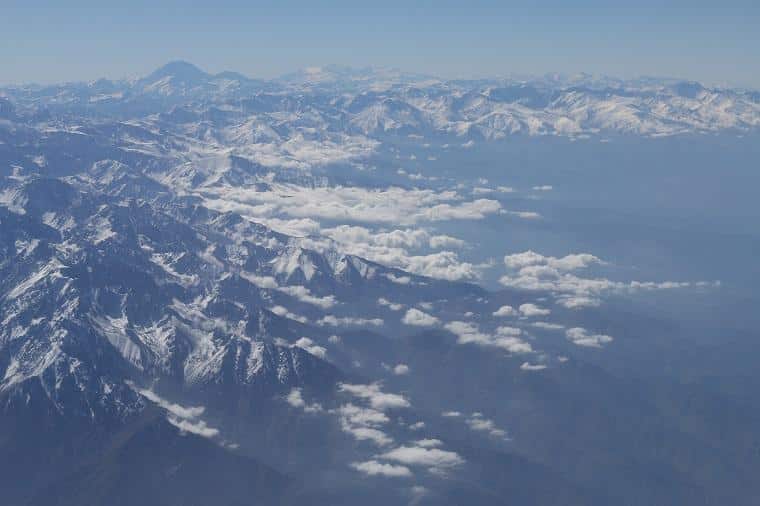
[1,63,759,505]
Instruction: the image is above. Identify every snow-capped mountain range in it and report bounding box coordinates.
[3,61,759,139]
[2,62,760,505]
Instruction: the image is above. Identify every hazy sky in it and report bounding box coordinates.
[2,0,759,87]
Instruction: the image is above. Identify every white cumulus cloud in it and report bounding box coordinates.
[565,327,614,348]
[444,321,533,354]
[493,305,518,317]
[286,387,324,413]
[402,308,440,327]
[351,460,413,478]
[339,383,411,410]
[519,303,551,317]
[293,337,328,359]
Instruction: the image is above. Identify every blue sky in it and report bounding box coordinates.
[2,0,759,86]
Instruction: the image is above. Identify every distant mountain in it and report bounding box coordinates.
[143,60,211,84]
[1,61,757,136]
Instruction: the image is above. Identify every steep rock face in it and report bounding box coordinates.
[0,171,479,425]
[0,174,351,505]
[2,169,426,419]
[0,177,351,416]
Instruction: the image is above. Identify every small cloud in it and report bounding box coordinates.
[243,273,335,308]
[379,445,464,472]
[505,250,601,271]
[378,297,404,311]
[343,426,393,446]
[531,321,565,330]
[402,308,440,327]
[520,362,548,371]
[565,327,613,348]
[496,326,521,337]
[393,364,410,375]
[337,403,393,446]
[557,296,601,309]
[318,315,383,327]
[414,438,443,448]
[493,305,517,317]
[135,385,220,439]
[519,303,550,317]
[351,460,413,478]
[293,337,327,359]
[270,305,308,324]
[137,387,205,419]
[386,273,412,285]
[465,412,508,440]
[444,320,532,354]
[286,388,323,413]
[240,272,279,289]
[339,383,411,410]
[278,285,336,309]
[503,210,542,219]
[167,416,220,438]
